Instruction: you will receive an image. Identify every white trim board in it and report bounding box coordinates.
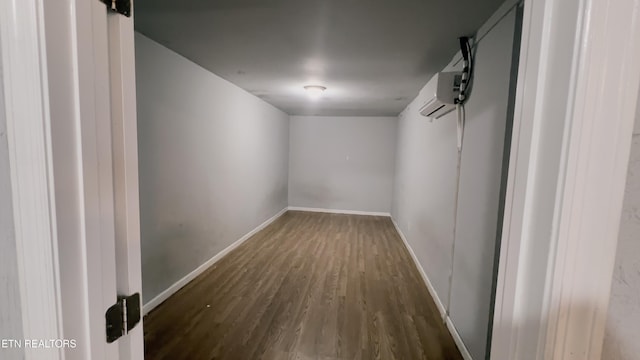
[143,207,288,315]
[390,218,447,319]
[490,0,640,358]
[447,317,473,360]
[1,0,64,358]
[391,218,473,360]
[287,206,391,217]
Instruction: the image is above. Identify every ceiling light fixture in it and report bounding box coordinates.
[304,85,327,99]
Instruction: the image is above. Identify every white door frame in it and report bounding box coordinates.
[108,7,145,360]
[0,0,64,359]
[1,0,143,359]
[490,0,640,358]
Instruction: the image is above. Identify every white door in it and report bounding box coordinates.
[44,0,144,359]
[90,1,145,359]
[105,1,145,359]
[1,0,143,359]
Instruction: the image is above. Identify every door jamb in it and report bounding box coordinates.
[0,0,64,359]
[490,0,640,358]
[1,0,144,359]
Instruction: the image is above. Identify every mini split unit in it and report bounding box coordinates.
[419,72,463,119]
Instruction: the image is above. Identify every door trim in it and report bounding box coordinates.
[107,8,145,359]
[0,0,64,358]
[2,0,145,359]
[491,0,640,358]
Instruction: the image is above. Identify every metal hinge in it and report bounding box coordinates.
[100,0,131,17]
[105,293,141,343]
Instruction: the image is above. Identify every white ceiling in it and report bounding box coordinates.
[134,0,504,116]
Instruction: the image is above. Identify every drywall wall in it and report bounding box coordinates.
[392,103,458,310]
[136,33,289,303]
[448,8,519,360]
[288,116,397,213]
[603,93,640,359]
[0,55,24,359]
[391,4,519,359]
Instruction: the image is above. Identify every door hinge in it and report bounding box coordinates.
[100,0,131,17]
[105,293,141,343]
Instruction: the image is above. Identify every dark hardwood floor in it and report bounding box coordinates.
[143,211,462,360]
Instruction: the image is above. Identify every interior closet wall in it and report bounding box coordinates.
[288,116,397,213]
[135,33,290,304]
[391,2,521,358]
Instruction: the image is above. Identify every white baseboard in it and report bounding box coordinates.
[390,217,472,360]
[447,316,473,360]
[287,206,390,217]
[142,208,472,359]
[142,207,288,315]
[390,218,447,319]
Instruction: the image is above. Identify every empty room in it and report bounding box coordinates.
[133,0,519,359]
[3,0,640,360]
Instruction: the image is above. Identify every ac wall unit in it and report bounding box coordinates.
[418,72,462,119]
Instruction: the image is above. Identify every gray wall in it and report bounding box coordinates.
[288,116,397,213]
[0,51,24,360]
[136,33,290,303]
[391,6,519,360]
[392,101,458,309]
[603,92,640,360]
[448,9,518,359]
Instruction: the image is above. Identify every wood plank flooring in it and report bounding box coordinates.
[143,211,462,360]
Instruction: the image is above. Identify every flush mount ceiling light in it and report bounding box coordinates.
[303,85,327,99]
